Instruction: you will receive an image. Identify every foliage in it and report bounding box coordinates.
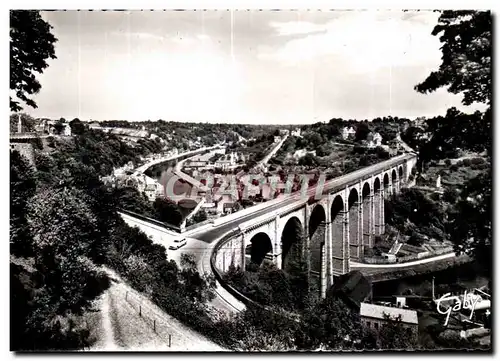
[179,253,216,303]
[418,108,490,163]
[69,118,85,135]
[153,196,183,226]
[384,189,447,241]
[10,10,57,111]
[376,314,418,350]
[113,186,155,218]
[27,187,99,264]
[447,168,491,274]
[11,262,108,351]
[299,294,361,350]
[10,112,36,133]
[414,10,491,106]
[414,10,492,273]
[298,153,319,167]
[192,208,208,223]
[10,150,37,256]
[355,121,370,142]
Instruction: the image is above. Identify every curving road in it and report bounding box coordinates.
[184,154,416,311]
[350,252,456,269]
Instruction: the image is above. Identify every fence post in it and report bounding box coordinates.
[153,319,156,332]
[125,291,128,301]
[139,305,142,317]
[169,334,171,347]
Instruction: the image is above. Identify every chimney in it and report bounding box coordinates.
[17,114,22,133]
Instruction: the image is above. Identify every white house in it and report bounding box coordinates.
[342,126,356,140]
[360,302,418,335]
[144,183,159,202]
[291,128,302,137]
[366,132,382,148]
[88,121,101,129]
[62,123,72,136]
[215,152,237,170]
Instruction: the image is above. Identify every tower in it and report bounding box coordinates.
[17,114,22,133]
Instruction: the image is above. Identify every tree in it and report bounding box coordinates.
[355,122,370,142]
[153,196,183,226]
[415,11,491,106]
[10,150,37,256]
[447,169,491,275]
[10,113,36,133]
[53,118,65,135]
[299,153,318,167]
[415,10,492,272]
[286,238,312,311]
[377,314,418,350]
[69,118,85,135]
[179,253,216,303]
[27,187,99,264]
[192,209,208,223]
[300,295,361,350]
[10,10,57,111]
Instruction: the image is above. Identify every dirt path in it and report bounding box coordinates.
[88,271,226,351]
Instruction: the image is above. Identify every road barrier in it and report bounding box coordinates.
[118,209,181,233]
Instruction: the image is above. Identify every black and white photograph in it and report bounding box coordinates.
[9,6,492,352]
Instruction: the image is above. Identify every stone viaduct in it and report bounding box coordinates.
[214,153,418,298]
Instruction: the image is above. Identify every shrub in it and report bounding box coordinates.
[444,159,451,166]
[462,158,471,166]
[470,157,485,165]
[450,164,459,172]
[407,231,424,247]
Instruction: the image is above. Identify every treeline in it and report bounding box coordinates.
[401,107,491,164]
[37,121,163,177]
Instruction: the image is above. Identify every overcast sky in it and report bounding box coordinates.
[27,10,482,124]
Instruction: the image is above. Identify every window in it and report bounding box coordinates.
[374,323,379,330]
[367,322,371,328]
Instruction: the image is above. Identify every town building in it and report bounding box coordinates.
[359,302,419,336]
[101,127,149,142]
[291,128,302,137]
[36,119,72,136]
[342,126,356,140]
[185,152,214,169]
[365,132,383,148]
[215,152,237,170]
[328,270,372,309]
[88,121,101,129]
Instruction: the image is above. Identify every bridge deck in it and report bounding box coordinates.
[190,153,416,241]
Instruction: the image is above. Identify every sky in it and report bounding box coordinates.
[23,10,484,124]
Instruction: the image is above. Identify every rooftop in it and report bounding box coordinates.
[360,302,418,325]
[328,270,372,309]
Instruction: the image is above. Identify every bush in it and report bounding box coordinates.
[444,159,451,166]
[450,164,459,172]
[462,158,471,166]
[470,157,485,165]
[407,231,424,247]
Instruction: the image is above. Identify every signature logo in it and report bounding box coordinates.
[436,290,489,326]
